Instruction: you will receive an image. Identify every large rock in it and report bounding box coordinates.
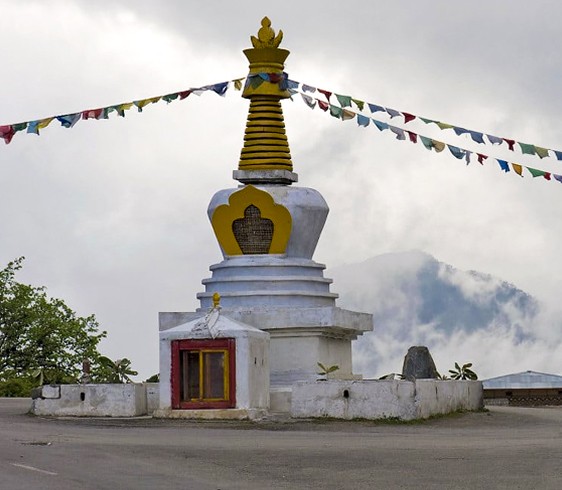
[402,346,439,380]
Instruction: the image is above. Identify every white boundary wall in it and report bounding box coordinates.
[31,384,148,417]
[291,379,483,420]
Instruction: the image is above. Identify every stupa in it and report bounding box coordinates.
[158,18,373,414]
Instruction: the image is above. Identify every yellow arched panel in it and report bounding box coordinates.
[212,185,292,255]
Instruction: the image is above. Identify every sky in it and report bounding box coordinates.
[1,1,561,380]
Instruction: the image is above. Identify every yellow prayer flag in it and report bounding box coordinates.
[135,99,151,109]
[512,163,523,175]
[341,109,355,121]
[436,122,454,130]
[37,117,54,129]
[233,78,243,91]
[118,103,134,112]
[432,140,446,152]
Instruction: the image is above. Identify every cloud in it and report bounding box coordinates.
[341,251,562,379]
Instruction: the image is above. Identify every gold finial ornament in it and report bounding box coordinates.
[237,17,295,179]
[212,292,221,308]
[251,17,283,48]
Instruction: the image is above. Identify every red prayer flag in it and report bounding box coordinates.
[403,112,416,124]
[477,153,488,164]
[406,131,417,143]
[318,100,329,111]
[268,73,282,83]
[503,138,515,151]
[544,172,552,180]
[0,125,15,144]
[82,108,104,120]
[178,90,192,100]
[317,89,332,101]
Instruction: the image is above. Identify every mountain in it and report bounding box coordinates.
[327,250,540,378]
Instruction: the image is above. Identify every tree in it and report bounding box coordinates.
[0,257,107,388]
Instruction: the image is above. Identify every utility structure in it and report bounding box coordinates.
[158,18,373,417]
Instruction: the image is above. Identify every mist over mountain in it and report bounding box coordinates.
[328,251,560,379]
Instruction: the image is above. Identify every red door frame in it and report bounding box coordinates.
[171,338,236,409]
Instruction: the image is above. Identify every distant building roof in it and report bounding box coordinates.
[483,370,562,389]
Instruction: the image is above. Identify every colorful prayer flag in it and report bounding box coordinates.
[512,163,523,176]
[368,103,385,113]
[351,99,364,111]
[329,105,343,119]
[386,108,401,118]
[356,114,370,127]
[341,109,355,121]
[335,94,352,108]
[373,120,389,131]
[497,159,510,172]
[519,142,536,156]
[403,112,416,124]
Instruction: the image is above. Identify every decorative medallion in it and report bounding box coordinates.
[211,185,292,255]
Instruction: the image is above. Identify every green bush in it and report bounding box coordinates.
[0,377,35,397]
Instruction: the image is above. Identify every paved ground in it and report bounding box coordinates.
[1,398,561,489]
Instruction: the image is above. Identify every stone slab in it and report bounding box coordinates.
[152,408,267,420]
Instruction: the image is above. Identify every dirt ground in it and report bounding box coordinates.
[1,398,561,489]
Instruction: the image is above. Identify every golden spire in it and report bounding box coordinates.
[235,17,297,184]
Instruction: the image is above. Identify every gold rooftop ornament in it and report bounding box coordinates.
[251,17,283,48]
[212,292,221,308]
[235,17,297,184]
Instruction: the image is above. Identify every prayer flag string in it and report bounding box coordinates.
[0,78,246,145]
[291,85,561,185]
[288,81,562,163]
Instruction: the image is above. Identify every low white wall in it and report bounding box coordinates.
[291,380,483,421]
[415,379,483,419]
[145,383,160,414]
[31,384,147,417]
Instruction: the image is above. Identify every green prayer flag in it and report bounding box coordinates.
[527,167,545,178]
[420,135,434,150]
[335,94,352,108]
[12,122,27,132]
[162,93,179,103]
[420,117,434,124]
[250,75,263,89]
[329,105,343,119]
[534,146,549,158]
[351,98,364,111]
[519,142,536,155]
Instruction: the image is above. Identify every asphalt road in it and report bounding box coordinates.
[1,398,561,489]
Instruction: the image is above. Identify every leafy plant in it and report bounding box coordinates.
[378,373,405,380]
[95,356,138,383]
[317,362,339,376]
[448,362,478,380]
[145,373,159,383]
